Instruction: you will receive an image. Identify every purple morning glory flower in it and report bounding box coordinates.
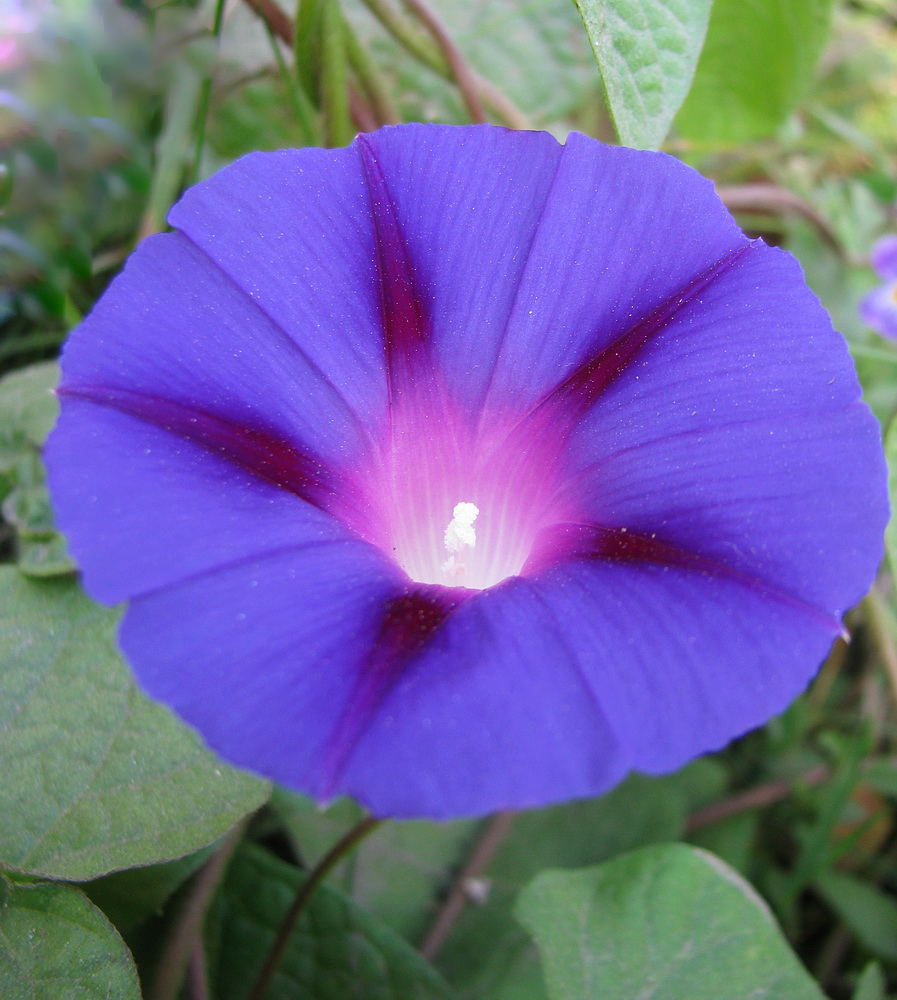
[860,235,897,341]
[46,125,887,819]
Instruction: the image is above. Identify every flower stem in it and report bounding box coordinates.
[357,0,530,128]
[247,815,382,1000]
[714,183,842,255]
[685,766,830,832]
[320,0,354,146]
[359,0,446,72]
[419,810,514,961]
[402,0,486,123]
[149,817,249,1000]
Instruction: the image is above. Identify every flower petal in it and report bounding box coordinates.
[167,145,391,430]
[560,242,887,616]
[358,128,747,417]
[478,133,747,414]
[119,541,408,798]
[520,558,841,774]
[337,579,626,818]
[55,231,375,464]
[356,124,564,406]
[45,398,346,604]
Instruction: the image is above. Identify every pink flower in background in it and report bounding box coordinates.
[0,0,39,71]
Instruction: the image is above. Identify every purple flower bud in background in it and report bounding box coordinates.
[46,125,888,819]
[860,235,897,341]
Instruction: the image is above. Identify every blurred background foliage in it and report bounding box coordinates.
[2,0,897,380]
[3,2,897,999]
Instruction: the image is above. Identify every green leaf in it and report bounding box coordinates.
[0,362,59,448]
[853,963,887,1000]
[782,730,869,901]
[0,569,269,880]
[436,774,687,1000]
[516,844,826,1000]
[676,0,835,143]
[347,0,597,128]
[144,57,204,232]
[862,756,897,799]
[15,533,75,578]
[573,0,712,149]
[3,477,57,538]
[814,870,897,962]
[85,843,218,933]
[0,873,140,1000]
[0,361,74,576]
[206,842,456,1000]
[271,788,477,941]
[688,811,758,877]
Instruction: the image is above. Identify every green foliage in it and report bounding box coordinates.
[573,0,712,149]
[0,569,269,880]
[676,0,835,143]
[0,361,73,575]
[0,1,153,360]
[0,872,140,1000]
[206,843,455,1000]
[84,844,218,933]
[3,1,897,997]
[271,788,478,940]
[434,773,688,1000]
[854,963,888,1000]
[516,844,826,1000]
[815,870,897,963]
[0,362,60,447]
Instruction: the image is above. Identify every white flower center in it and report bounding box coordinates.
[441,501,479,582]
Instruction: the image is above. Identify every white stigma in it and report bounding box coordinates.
[441,501,479,582]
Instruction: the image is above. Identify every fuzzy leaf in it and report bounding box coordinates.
[436,774,687,1000]
[0,873,140,999]
[0,570,269,880]
[0,361,60,448]
[516,844,826,1000]
[206,843,456,1000]
[573,0,711,149]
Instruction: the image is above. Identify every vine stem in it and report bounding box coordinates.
[685,766,830,832]
[402,0,486,123]
[358,0,530,128]
[715,183,842,254]
[149,817,250,1000]
[240,0,377,131]
[247,816,383,1000]
[419,810,514,961]
[188,942,210,1000]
